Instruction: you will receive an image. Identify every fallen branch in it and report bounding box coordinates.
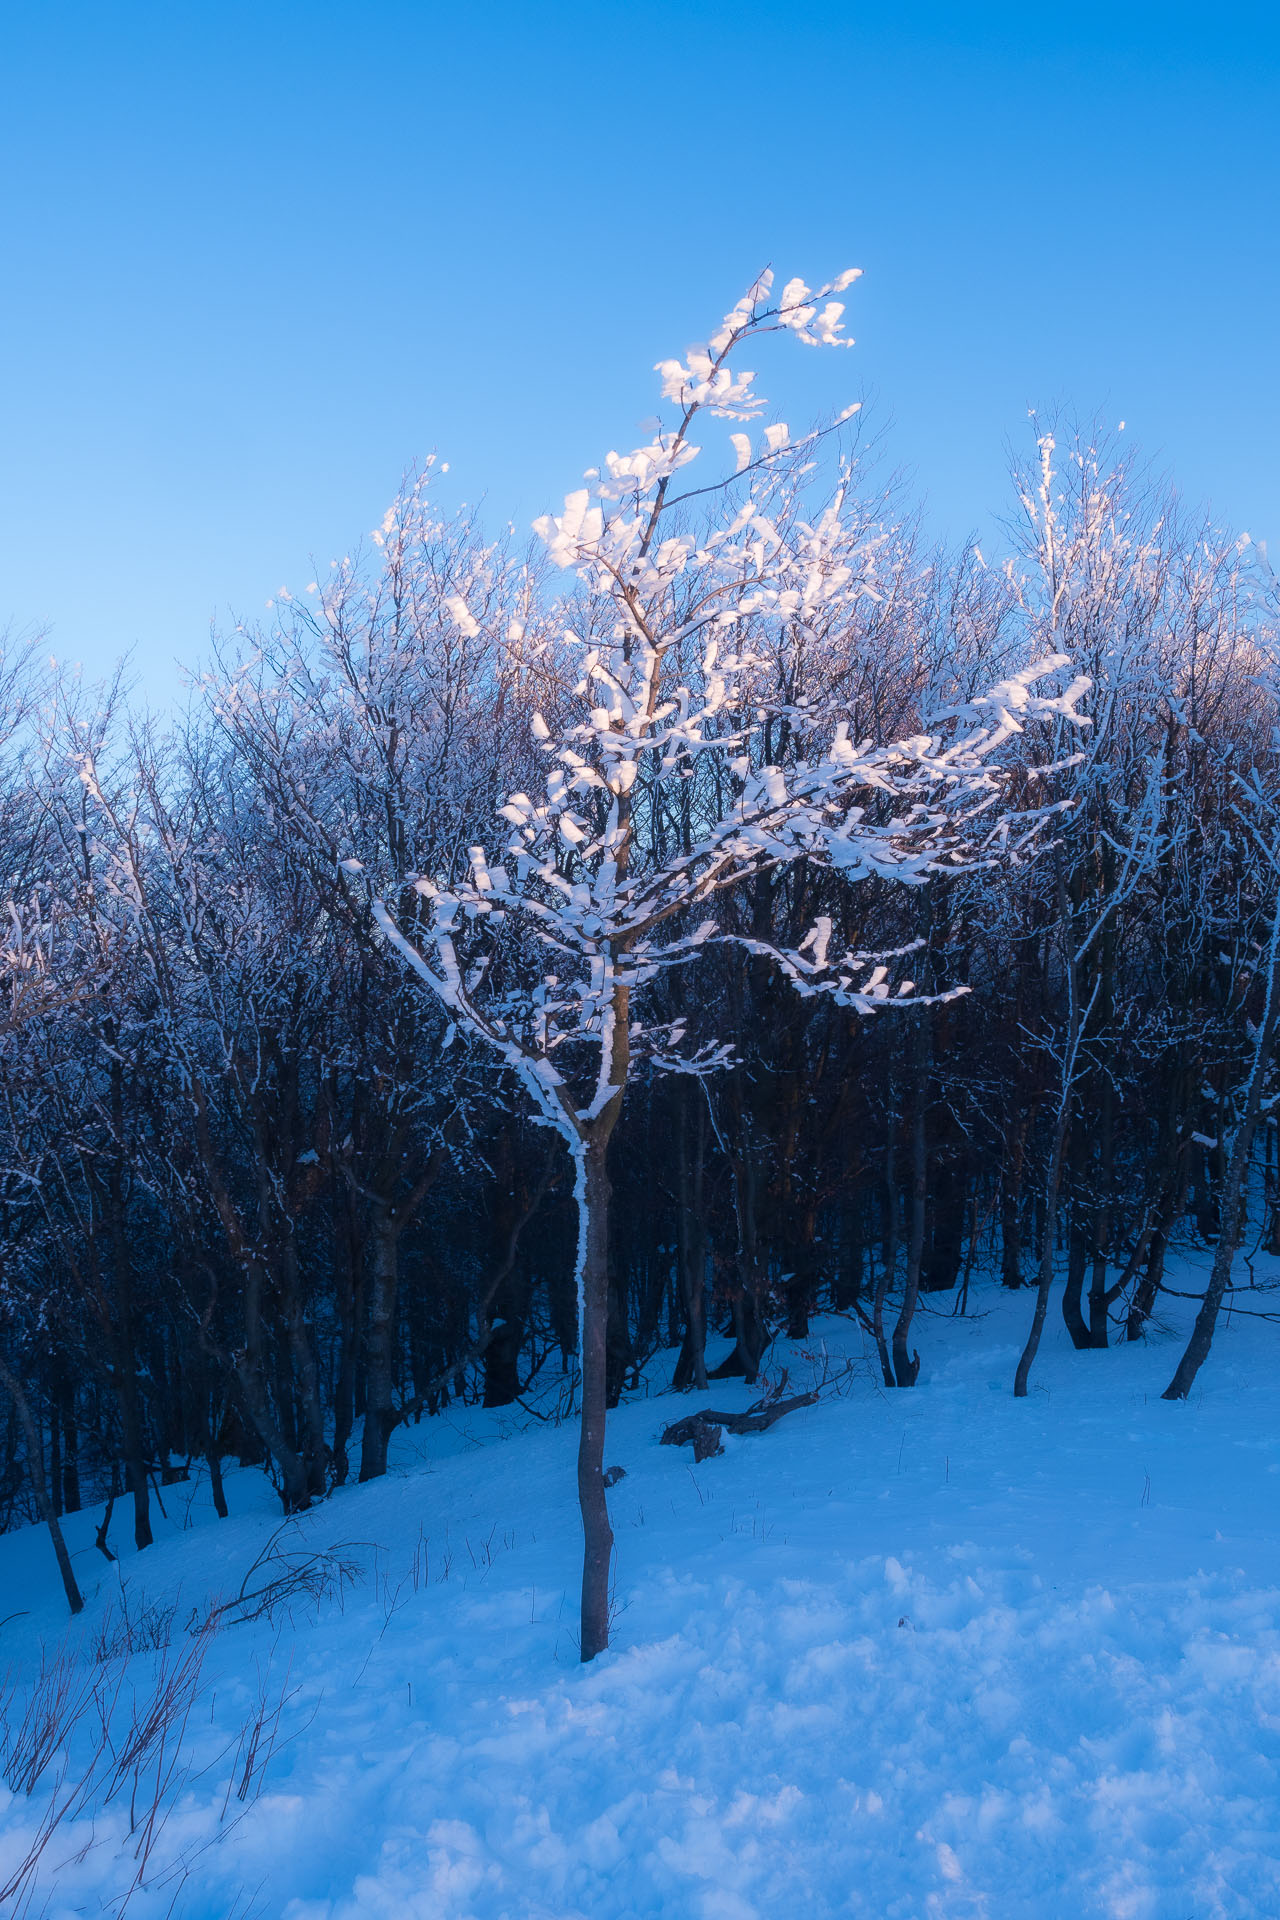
[660,1390,819,1451]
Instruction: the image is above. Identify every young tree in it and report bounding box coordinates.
[1164,584,1280,1399]
[365,270,1088,1659]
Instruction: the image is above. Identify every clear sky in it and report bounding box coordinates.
[2,1,1277,703]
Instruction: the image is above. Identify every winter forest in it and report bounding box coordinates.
[3,261,1280,1915]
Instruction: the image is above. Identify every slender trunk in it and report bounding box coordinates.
[1164,1123,1259,1398]
[233,1355,310,1510]
[1061,1218,1089,1345]
[1128,1190,1178,1340]
[278,1233,327,1500]
[114,1362,154,1551]
[95,1467,119,1561]
[207,1436,229,1520]
[834,1191,864,1311]
[1129,1061,1191,1339]
[479,1142,556,1406]
[672,1088,708,1391]
[735,1145,767,1382]
[332,1193,360,1486]
[1015,1091,1073,1397]
[48,1384,62,1519]
[577,1135,615,1662]
[191,1078,309,1508]
[101,1123,154,1553]
[1086,1242,1110,1346]
[1034,860,1091,1381]
[0,1355,83,1614]
[1086,1075,1114,1347]
[892,1018,928,1387]
[189,1351,229,1519]
[1001,1102,1027,1288]
[1000,1177,1022,1287]
[873,1105,897,1388]
[786,1205,817,1340]
[57,1365,80,1515]
[712,1108,768,1382]
[1165,903,1280,1399]
[605,1256,636,1409]
[1061,1122,1091,1350]
[1267,1115,1280,1255]
[955,1187,981,1316]
[360,1202,399,1482]
[231,1237,310,1511]
[94,1224,152,1550]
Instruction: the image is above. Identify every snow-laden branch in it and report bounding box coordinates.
[371,269,1089,1125]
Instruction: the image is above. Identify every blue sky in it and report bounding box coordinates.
[2,2,1277,702]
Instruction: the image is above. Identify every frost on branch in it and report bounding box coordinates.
[373,266,1088,1127]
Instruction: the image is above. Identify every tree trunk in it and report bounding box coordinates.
[190,1079,310,1509]
[605,1255,637,1409]
[103,1137,154,1552]
[207,1439,229,1520]
[1128,1198,1175,1341]
[577,1135,615,1663]
[190,1356,229,1519]
[0,1355,83,1615]
[1001,1118,1025,1289]
[1164,904,1280,1399]
[279,1235,328,1500]
[891,1017,928,1387]
[233,1346,310,1512]
[57,1364,80,1515]
[786,1210,817,1341]
[872,1104,897,1389]
[732,1131,768,1382]
[360,1201,399,1482]
[482,1312,525,1406]
[332,1189,361,1486]
[1128,1062,1192,1340]
[672,1088,709,1391]
[48,1382,63,1519]
[1015,1083,1073,1398]
[1061,1119,1091,1350]
[115,1362,154,1551]
[1086,1074,1115,1347]
[833,1192,864,1311]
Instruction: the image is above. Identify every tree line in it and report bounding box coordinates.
[2,273,1278,1654]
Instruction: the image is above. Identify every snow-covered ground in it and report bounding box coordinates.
[2,1259,1279,1919]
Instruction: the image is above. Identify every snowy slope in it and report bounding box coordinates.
[2,1261,1279,1920]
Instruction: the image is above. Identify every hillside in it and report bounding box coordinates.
[2,1264,1279,1919]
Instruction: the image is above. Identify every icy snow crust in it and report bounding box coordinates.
[2,1266,1279,1919]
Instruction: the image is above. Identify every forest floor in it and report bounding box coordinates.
[2,1256,1279,1919]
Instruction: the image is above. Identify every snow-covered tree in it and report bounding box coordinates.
[364,271,1090,1659]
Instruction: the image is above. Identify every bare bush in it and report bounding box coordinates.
[222,1646,304,1815]
[0,1622,215,1910]
[198,1519,369,1632]
[90,1583,179,1662]
[0,1635,99,1796]
[0,1599,298,1913]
